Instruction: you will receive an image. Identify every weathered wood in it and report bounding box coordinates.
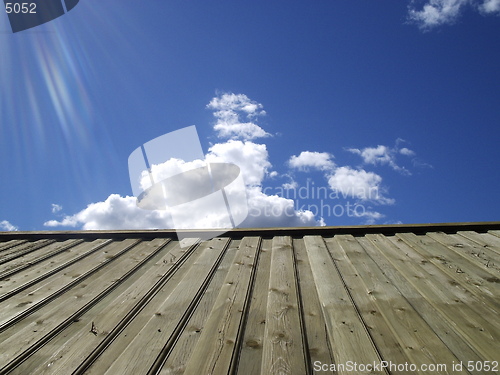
[488,229,500,238]
[0,239,83,280]
[9,238,178,375]
[303,235,386,375]
[329,235,466,374]
[0,238,111,299]
[158,239,242,375]
[0,239,147,367]
[372,234,500,362]
[261,236,307,375]
[2,225,500,375]
[1,222,499,242]
[397,232,500,311]
[430,231,500,273]
[0,239,55,265]
[361,234,488,375]
[0,239,28,253]
[336,235,468,374]
[458,230,500,258]
[235,239,273,375]
[0,239,133,328]
[292,238,335,372]
[182,237,261,375]
[84,237,229,375]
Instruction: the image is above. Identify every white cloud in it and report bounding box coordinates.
[45,93,323,231]
[0,220,18,231]
[206,140,271,186]
[327,166,394,205]
[46,93,426,230]
[288,151,335,171]
[213,122,269,141]
[44,194,173,230]
[480,0,500,13]
[139,158,207,192]
[348,145,392,165]
[207,93,265,117]
[44,186,322,230]
[353,209,385,225]
[408,0,500,29]
[282,181,298,190]
[243,186,321,227]
[347,142,414,175]
[399,147,416,156]
[408,0,468,29]
[207,93,270,140]
[51,204,63,214]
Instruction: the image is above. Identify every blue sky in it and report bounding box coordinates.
[1,0,499,231]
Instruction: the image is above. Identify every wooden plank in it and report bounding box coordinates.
[458,231,500,258]
[332,235,467,374]
[0,239,126,327]
[0,239,83,279]
[0,238,146,367]
[8,238,199,375]
[361,234,488,374]
[303,236,386,375]
[158,239,242,375]
[2,222,500,243]
[398,232,500,310]
[489,230,500,238]
[0,239,55,264]
[0,239,28,253]
[430,231,500,273]
[83,237,229,375]
[0,238,111,298]
[358,235,490,375]
[292,238,335,372]
[231,239,272,375]
[0,240,45,259]
[182,237,261,375]
[369,233,500,362]
[261,236,307,375]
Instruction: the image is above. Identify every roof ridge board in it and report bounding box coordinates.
[1,222,500,241]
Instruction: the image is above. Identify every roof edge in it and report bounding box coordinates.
[1,221,500,241]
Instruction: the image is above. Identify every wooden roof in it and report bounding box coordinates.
[1,222,499,374]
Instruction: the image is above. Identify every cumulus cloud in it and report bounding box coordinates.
[286,149,394,223]
[45,94,425,230]
[206,140,271,186]
[327,166,394,205]
[0,220,18,231]
[408,0,500,29]
[347,141,415,175]
[207,93,270,140]
[45,93,322,231]
[44,179,320,231]
[44,194,174,230]
[288,151,335,171]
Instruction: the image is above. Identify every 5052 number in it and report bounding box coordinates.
[5,3,36,14]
